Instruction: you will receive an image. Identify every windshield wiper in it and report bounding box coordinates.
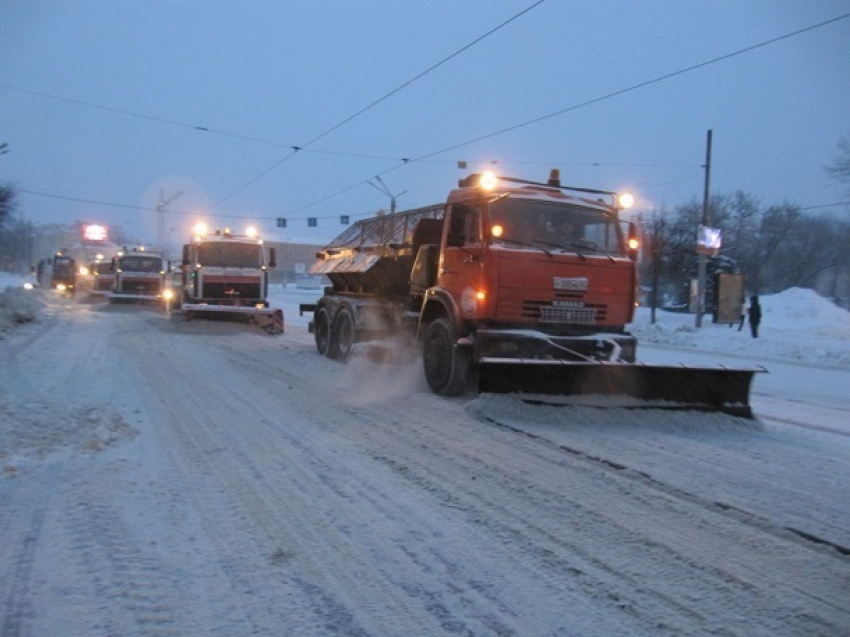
[530,238,587,261]
[498,237,553,257]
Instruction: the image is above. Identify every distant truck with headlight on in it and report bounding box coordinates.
[179,225,283,333]
[108,247,168,303]
[299,169,762,417]
[50,253,77,294]
[90,259,117,297]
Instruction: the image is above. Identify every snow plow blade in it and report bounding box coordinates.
[477,359,765,418]
[181,304,284,334]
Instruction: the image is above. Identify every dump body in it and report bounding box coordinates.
[180,231,283,333]
[301,171,762,416]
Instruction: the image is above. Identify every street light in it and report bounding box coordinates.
[368,175,407,215]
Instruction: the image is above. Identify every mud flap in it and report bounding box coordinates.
[477,359,765,418]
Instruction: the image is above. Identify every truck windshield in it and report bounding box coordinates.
[197,243,263,268]
[120,256,163,273]
[488,198,625,257]
[92,262,113,275]
[53,258,74,275]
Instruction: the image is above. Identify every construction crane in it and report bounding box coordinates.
[156,189,184,254]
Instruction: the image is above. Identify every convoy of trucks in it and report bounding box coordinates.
[38,240,122,296]
[299,170,761,416]
[33,170,760,415]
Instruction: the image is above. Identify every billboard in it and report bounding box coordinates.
[697,225,721,256]
[81,224,109,242]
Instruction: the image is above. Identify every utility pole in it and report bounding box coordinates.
[368,175,407,215]
[696,129,713,328]
[156,189,184,255]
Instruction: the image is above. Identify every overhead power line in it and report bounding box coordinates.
[283,11,850,218]
[213,0,547,205]
[410,13,850,162]
[11,11,849,225]
[18,187,850,230]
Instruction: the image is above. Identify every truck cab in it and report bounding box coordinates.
[181,227,275,308]
[420,171,639,364]
[50,254,76,294]
[108,248,167,302]
[90,260,116,296]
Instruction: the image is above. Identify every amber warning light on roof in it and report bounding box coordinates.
[82,224,109,242]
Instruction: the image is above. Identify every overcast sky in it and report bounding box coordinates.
[1,0,849,252]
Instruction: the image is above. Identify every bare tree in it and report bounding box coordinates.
[755,202,804,293]
[638,208,671,322]
[0,185,17,270]
[827,135,850,196]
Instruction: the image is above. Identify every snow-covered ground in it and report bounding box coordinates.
[2,273,849,636]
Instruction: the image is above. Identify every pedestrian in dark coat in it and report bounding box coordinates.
[747,295,761,338]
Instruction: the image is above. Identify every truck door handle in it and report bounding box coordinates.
[440,268,455,274]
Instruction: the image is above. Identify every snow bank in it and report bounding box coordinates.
[630,287,850,368]
[0,284,45,334]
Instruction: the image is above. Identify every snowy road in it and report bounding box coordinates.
[1,295,849,636]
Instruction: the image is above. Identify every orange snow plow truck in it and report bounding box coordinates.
[300,170,762,417]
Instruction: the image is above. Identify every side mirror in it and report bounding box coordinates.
[268,248,277,268]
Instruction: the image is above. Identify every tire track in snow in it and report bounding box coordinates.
[219,342,706,636]
[246,343,850,636]
[486,414,850,558]
[60,495,186,636]
[0,465,59,637]
[121,327,449,636]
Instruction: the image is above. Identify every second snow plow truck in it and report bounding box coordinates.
[300,170,762,417]
[179,225,283,334]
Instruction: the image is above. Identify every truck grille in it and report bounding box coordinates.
[523,300,606,325]
[201,282,261,301]
[119,278,160,295]
[539,305,597,324]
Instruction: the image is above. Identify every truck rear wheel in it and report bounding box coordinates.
[314,307,334,357]
[423,318,470,396]
[332,307,356,362]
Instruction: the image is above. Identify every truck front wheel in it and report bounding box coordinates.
[423,318,470,396]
